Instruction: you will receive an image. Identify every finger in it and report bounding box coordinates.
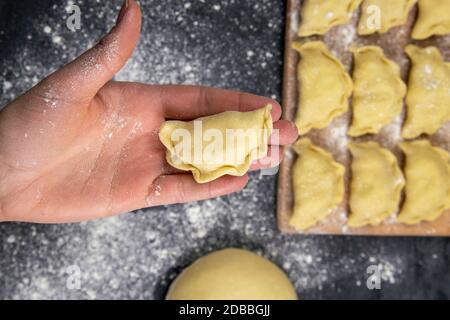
[152,85,282,121]
[271,120,299,145]
[160,161,186,176]
[147,174,249,206]
[36,0,142,102]
[250,145,283,171]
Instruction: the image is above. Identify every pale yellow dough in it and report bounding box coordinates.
[166,248,298,300]
[402,45,450,139]
[412,0,450,39]
[398,140,450,225]
[298,0,362,36]
[348,142,405,228]
[293,41,353,135]
[159,105,272,184]
[290,138,345,231]
[348,46,406,137]
[358,0,417,35]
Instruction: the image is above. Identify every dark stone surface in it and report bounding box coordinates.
[0,0,449,300]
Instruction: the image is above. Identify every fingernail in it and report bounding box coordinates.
[116,0,129,25]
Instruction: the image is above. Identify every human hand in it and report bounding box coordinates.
[0,0,298,223]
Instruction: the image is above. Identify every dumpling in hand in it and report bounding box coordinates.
[290,138,345,231]
[159,105,273,184]
[398,140,450,225]
[298,0,362,36]
[348,46,406,137]
[412,0,450,40]
[348,142,405,228]
[292,41,353,135]
[402,45,450,139]
[358,0,417,35]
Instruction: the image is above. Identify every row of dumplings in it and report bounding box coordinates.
[293,41,450,139]
[298,0,450,40]
[290,138,450,231]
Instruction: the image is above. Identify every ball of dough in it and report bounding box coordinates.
[166,248,297,300]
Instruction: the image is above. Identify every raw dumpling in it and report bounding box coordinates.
[398,140,450,225]
[412,0,450,39]
[402,45,450,139]
[348,46,406,137]
[159,105,273,184]
[358,0,417,35]
[348,142,405,227]
[290,138,345,231]
[292,41,353,135]
[298,0,362,36]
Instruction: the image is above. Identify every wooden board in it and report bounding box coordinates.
[277,0,450,236]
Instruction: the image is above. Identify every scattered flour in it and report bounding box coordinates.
[3,81,12,91]
[339,24,356,49]
[290,10,299,34]
[0,0,426,301]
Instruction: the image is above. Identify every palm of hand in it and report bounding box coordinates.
[0,82,167,222]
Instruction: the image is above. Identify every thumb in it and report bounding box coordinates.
[39,0,141,101]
